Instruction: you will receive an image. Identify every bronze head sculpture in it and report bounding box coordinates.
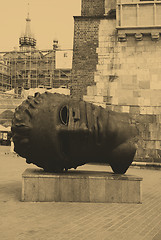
[11,92,138,174]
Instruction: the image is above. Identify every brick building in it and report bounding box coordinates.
[72,0,161,163]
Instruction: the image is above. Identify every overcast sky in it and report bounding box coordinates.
[0,0,81,52]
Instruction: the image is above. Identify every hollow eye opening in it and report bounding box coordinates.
[59,106,69,125]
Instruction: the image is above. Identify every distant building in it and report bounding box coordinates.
[0,9,72,133]
[1,10,72,95]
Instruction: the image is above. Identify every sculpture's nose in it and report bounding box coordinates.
[74,117,80,123]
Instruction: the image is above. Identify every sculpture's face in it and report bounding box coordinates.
[50,94,108,142]
[45,94,104,165]
[50,95,109,150]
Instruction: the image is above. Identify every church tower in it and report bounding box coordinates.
[19,5,36,51]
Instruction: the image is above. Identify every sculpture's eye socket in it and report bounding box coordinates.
[59,106,69,125]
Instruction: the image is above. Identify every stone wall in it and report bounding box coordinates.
[81,0,105,16]
[83,19,161,162]
[71,17,100,100]
[105,0,116,14]
[81,0,116,16]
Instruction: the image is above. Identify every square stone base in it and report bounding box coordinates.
[22,168,142,203]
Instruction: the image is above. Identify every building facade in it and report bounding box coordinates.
[72,0,161,163]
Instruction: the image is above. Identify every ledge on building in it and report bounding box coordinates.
[73,9,116,20]
[117,26,161,33]
[117,26,161,41]
[131,161,161,170]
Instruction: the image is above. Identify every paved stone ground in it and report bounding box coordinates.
[0,146,161,240]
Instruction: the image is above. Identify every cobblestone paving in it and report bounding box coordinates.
[0,146,161,240]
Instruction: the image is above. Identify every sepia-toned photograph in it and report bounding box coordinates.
[0,0,161,239]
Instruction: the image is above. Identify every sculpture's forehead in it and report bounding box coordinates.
[36,92,108,120]
[46,93,77,106]
[46,93,92,112]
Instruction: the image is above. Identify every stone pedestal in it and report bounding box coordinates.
[22,168,142,203]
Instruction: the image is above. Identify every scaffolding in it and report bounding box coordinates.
[0,55,11,92]
[0,48,72,95]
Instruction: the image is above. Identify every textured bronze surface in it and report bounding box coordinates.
[11,92,138,174]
